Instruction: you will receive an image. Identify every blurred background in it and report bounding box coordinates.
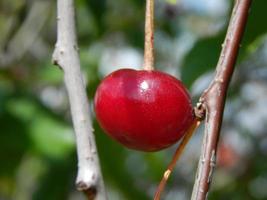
[0,0,267,199]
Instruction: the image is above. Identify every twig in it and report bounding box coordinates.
[154,119,201,200]
[191,1,252,200]
[52,1,107,200]
[0,1,51,67]
[143,0,155,70]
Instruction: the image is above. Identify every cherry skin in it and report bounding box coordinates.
[94,69,194,152]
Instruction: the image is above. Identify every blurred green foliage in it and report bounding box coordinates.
[0,0,267,200]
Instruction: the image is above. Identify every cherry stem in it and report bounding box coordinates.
[143,0,154,71]
[154,119,201,200]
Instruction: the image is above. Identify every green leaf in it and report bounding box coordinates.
[32,158,76,200]
[182,0,267,87]
[29,116,75,159]
[6,98,75,159]
[181,33,224,87]
[38,62,63,85]
[94,122,150,200]
[0,111,29,176]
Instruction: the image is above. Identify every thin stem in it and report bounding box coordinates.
[143,0,154,70]
[154,119,201,200]
[191,1,252,200]
[52,0,107,199]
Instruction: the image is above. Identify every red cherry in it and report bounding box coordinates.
[94,69,194,151]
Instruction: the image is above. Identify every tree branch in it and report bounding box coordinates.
[191,1,251,200]
[52,1,107,199]
[0,0,51,67]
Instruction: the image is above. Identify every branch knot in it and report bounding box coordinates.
[194,102,206,121]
